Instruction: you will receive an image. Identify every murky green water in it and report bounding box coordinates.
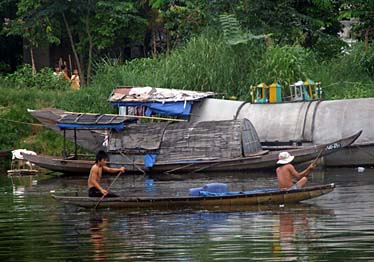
[1,167,374,261]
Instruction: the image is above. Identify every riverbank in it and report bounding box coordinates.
[0,33,373,157]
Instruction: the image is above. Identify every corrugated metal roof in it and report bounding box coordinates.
[57,113,136,129]
[108,86,216,103]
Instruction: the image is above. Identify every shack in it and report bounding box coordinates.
[190,98,374,166]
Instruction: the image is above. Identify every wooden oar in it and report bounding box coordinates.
[311,148,324,166]
[94,171,123,209]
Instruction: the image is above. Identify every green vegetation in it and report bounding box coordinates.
[0,1,373,156]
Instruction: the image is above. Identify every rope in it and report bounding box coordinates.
[0,118,44,127]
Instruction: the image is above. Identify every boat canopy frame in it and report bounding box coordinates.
[57,113,137,159]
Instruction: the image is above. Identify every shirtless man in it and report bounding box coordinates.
[88,150,125,197]
[276,152,315,190]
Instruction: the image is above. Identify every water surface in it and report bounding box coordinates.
[0,167,374,261]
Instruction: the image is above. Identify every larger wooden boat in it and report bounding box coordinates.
[52,183,335,209]
[149,131,361,173]
[23,130,361,174]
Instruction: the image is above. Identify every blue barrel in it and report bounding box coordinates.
[203,183,228,193]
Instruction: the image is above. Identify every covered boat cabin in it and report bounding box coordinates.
[108,118,264,168]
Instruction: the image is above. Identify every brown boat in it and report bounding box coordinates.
[146,132,361,173]
[52,183,335,209]
[25,106,362,175]
[21,154,93,174]
[23,129,361,174]
[21,153,142,174]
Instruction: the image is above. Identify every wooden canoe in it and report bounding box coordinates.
[52,183,335,209]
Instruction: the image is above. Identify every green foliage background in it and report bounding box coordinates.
[0,33,374,156]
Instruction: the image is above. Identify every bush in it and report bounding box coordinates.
[3,64,69,90]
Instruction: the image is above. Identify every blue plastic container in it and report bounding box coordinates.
[189,187,204,196]
[202,183,228,193]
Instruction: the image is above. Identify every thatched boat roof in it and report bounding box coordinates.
[109,118,262,161]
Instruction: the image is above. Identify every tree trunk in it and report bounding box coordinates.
[84,15,93,85]
[365,29,369,53]
[152,30,157,57]
[62,12,85,85]
[30,47,36,74]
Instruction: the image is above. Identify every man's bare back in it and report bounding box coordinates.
[88,164,104,191]
[276,163,315,189]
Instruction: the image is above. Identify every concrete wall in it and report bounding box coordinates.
[191,98,374,166]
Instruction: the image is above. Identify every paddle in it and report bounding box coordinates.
[311,148,324,166]
[94,171,123,210]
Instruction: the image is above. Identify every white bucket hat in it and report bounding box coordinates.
[277,152,295,164]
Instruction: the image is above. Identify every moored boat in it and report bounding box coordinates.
[21,153,142,174]
[52,183,335,209]
[23,129,362,174]
[21,154,93,174]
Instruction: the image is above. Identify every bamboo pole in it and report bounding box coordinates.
[94,171,122,209]
[64,110,187,122]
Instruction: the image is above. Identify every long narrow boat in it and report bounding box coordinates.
[21,154,141,174]
[52,183,335,209]
[23,130,361,174]
[21,154,93,174]
[147,130,361,173]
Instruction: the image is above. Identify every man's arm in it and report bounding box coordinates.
[103,166,125,174]
[289,163,315,178]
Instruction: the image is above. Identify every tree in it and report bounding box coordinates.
[195,0,344,57]
[3,0,147,84]
[4,0,60,73]
[340,0,374,52]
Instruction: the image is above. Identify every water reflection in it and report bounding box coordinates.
[89,215,109,261]
[1,167,374,261]
[273,210,309,260]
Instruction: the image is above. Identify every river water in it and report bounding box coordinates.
[1,167,374,261]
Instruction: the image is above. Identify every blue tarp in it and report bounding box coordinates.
[144,154,158,168]
[111,101,192,117]
[57,123,126,130]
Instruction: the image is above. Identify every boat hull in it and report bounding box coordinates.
[52,184,335,209]
[23,131,361,174]
[22,154,93,174]
[150,130,361,173]
[21,154,142,174]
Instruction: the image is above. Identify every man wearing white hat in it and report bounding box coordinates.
[276,152,315,190]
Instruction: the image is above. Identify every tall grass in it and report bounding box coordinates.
[0,84,83,153]
[80,32,264,101]
[0,31,373,154]
[308,42,374,99]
